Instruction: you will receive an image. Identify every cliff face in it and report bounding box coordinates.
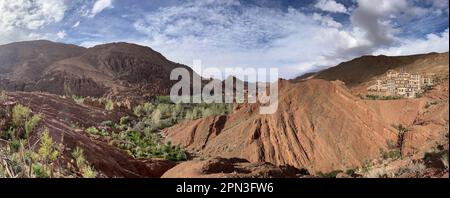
[164,79,400,173]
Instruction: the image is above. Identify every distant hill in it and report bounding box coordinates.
[294,52,449,86]
[0,40,196,99]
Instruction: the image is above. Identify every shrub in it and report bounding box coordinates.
[425,101,439,109]
[365,95,402,100]
[383,150,401,160]
[393,124,408,134]
[100,120,113,127]
[318,170,343,178]
[32,163,49,178]
[441,152,449,169]
[105,99,114,111]
[0,90,7,103]
[72,147,97,178]
[38,128,60,163]
[72,95,85,105]
[156,96,172,104]
[345,169,356,176]
[9,139,21,152]
[85,126,108,137]
[25,114,42,138]
[133,103,155,117]
[12,104,31,127]
[119,116,130,125]
[151,109,162,127]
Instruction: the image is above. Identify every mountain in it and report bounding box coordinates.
[163,79,397,173]
[163,52,449,176]
[1,40,448,178]
[0,40,85,90]
[0,40,195,99]
[295,52,448,84]
[294,52,449,96]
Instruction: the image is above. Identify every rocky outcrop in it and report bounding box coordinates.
[161,157,308,178]
[164,79,399,173]
[3,92,176,178]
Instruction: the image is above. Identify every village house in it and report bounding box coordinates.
[367,70,435,98]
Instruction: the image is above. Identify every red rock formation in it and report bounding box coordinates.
[162,157,308,178]
[164,79,400,173]
[4,92,175,178]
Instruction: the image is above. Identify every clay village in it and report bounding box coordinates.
[367,70,435,98]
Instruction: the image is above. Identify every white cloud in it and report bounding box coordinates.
[0,0,66,44]
[0,0,447,79]
[90,0,113,18]
[132,3,366,78]
[130,0,448,79]
[0,0,66,30]
[79,40,103,48]
[72,21,80,28]
[312,13,343,28]
[374,29,449,56]
[57,30,66,39]
[314,0,348,13]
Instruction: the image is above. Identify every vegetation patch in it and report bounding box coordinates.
[425,101,439,109]
[364,95,402,100]
[317,170,343,178]
[0,91,7,103]
[1,103,98,178]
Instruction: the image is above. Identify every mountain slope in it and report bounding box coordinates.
[0,40,195,99]
[163,79,401,173]
[296,52,449,86]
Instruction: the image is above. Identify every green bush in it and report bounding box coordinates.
[105,99,114,111]
[9,139,21,152]
[318,170,343,178]
[85,126,108,137]
[32,163,49,178]
[0,90,7,103]
[25,114,42,138]
[38,128,60,162]
[72,95,85,105]
[383,150,401,160]
[12,104,32,127]
[365,95,402,100]
[425,101,439,109]
[156,96,172,104]
[119,116,130,125]
[441,152,449,169]
[100,120,113,127]
[72,147,97,178]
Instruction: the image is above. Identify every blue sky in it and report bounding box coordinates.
[0,0,449,78]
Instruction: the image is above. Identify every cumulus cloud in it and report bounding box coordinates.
[0,0,67,44]
[0,0,66,31]
[374,29,449,56]
[130,0,448,78]
[57,30,67,39]
[312,13,343,28]
[90,0,113,17]
[0,0,448,78]
[314,0,348,13]
[133,2,363,78]
[351,0,429,44]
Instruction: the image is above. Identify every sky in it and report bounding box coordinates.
[0,0,449,79]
